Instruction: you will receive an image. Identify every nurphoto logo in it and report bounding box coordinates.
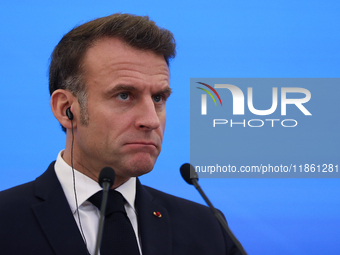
[195,80,312,128]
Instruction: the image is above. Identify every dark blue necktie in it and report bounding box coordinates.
[88,190,140,255]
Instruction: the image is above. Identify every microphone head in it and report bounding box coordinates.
[98,167,115,188]
[180,163,198,185]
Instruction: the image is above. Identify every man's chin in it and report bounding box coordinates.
[118,154,157,177]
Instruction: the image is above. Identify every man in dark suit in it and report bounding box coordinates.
[0,13,243,254]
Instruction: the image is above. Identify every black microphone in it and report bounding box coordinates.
[94,167,115,255]
[180,163,198,185]
[99,167,116,189]
[180,163,247,255]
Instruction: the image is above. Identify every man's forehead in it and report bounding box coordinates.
[81,37,170,92]
[83,37,169,69]
[80,37,170,86]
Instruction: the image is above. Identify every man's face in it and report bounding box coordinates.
[73,37,171,180]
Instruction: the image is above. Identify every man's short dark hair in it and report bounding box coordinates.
[49,13,176,132]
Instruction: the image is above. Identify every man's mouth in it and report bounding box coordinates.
[125,141,158,148]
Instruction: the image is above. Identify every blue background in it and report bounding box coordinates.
[0,1,339,254]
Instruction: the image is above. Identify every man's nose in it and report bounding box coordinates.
[135,97,161,131]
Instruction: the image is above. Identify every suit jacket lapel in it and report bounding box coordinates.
[32,162,88,255]
[136,179,172,255]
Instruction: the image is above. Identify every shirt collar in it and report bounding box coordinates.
[54,150,137,214]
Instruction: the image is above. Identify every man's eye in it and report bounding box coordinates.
[153,95,163,103]
[118,93,129,100]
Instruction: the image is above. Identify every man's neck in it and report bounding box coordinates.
[61,149,131,189]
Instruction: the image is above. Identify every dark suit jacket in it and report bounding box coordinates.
[0,162,241,255]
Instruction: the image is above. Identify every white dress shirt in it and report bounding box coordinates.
[54,151,142,255]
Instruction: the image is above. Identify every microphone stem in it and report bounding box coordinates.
[192,179,247,255]
[94,182,110,255]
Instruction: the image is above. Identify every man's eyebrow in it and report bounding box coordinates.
[156,87,172,96]
[104,85,137,96]
[104,85,172,96]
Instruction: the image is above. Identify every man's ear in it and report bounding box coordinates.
[50,89,77,130]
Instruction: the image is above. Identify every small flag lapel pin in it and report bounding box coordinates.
[153,211,162,218]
